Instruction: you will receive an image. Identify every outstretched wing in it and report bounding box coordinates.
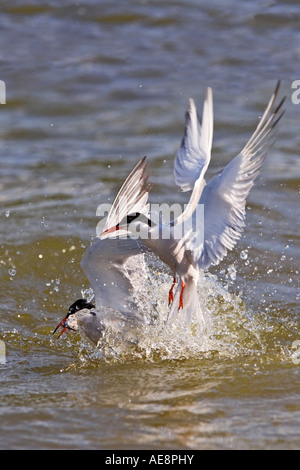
[81,237,147,318]
[189,81,285,270]
[172,88,213,226]
[174,87,213,192]
[101,156,153,237]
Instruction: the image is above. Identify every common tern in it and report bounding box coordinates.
[53,83,284,340]
[100,82,285,325]
[52,298,95,338]
[53,237,150,343]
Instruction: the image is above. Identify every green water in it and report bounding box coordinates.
[0,0,299,449]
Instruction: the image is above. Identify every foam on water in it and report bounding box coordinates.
[73,253,294,365]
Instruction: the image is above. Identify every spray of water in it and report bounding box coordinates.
[74,252,287,365]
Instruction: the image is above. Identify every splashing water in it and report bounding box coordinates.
[76,252,289,365]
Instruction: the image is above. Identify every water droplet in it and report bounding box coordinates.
[5,210,10,217]
[280,255,286,261]
[240,250,248,260]
[227,265,237,281]
[8,268,16,276]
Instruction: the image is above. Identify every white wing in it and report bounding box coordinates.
[101,156,153,236]
[174,87,213,192]
[81,237,147,320]
[172,88,213,226]
[189,81,285,271]
[101,90,213,236]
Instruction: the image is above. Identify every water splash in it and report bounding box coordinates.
[70,253,292,365]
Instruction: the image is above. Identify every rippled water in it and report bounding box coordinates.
[0,1,300,450]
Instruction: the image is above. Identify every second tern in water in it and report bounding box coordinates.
[53,237,151,343]
[54,82,285,341]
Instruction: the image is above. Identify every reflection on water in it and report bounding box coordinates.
[0,0,300,450]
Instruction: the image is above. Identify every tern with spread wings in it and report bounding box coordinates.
[53,83,284,339]
[100,82,284,324]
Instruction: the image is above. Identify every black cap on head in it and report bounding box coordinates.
[67,298,95,318]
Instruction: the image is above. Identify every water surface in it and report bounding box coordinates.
[0,0,300,450]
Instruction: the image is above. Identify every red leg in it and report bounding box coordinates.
[179,281,186,310]
[168,277,177,305]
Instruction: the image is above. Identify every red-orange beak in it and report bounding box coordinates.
[53,299,95,339]
[101,225,119,236]
[52,317,70,338]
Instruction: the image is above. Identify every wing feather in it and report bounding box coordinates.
[101,156,153,235]
[187,82,285,271]
[172,88,213,226]
[174,87,213,192]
